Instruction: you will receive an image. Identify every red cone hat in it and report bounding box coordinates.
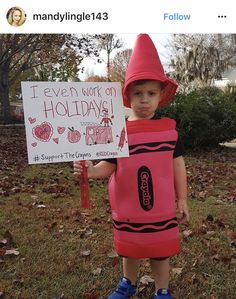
[123,34,178,107]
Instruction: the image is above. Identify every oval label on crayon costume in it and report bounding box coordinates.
[137,166,154,211]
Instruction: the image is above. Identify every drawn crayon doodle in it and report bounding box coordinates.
[118,127,126,150]
[28,117,36,124]
[67,127,81,143]
[57,127,65,134]
[32,122,53,142]
[100,108,113,127]
[85,125,113,145]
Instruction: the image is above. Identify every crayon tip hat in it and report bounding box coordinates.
[123,34,178,108]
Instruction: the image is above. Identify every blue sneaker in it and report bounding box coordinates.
[154,288,174,299]
[108,277,137,299]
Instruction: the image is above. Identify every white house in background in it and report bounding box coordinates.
[215,34,236,90]
[214,67,236,89]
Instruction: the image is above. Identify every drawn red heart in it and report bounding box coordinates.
[32,122,53,142]
[53,138,59,144]
[29,117,36,124]
[57,127,65,134]
[31,142,37,147]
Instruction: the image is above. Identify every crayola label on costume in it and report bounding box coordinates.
[137,166,154,211]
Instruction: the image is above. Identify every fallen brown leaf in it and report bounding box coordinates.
[46,222,57,232]
[172,267,183,275]
[5,249,20,256]
[139,275,154,285]
[0,239,8,247]
[107,250,119,258]
[91,267,102,275]
[3,231,15,247]
[182,229,193,238]
[211,254,220,261]
[0,249,6,257]
[80,250,91,257]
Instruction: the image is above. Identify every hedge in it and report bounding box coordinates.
[158,86,236,148]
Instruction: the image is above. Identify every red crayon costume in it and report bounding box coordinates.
[108,34,180,258]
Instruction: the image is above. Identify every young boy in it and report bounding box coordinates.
[74,34,189,299]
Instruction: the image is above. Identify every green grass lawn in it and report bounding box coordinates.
[0,127,236,299]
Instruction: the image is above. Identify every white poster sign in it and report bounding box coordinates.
[21,82,129,164]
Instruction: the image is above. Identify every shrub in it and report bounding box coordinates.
[158,86,236,148]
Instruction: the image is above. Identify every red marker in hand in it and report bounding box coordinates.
[79,161,90,208]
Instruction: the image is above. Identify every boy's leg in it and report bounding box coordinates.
[150,258,170,291]
[123,257,140,284]
[107,258,139,299]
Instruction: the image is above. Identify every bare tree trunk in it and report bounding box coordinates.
[0,64,11,124]
[231,34,236,65]
[107,51,111,82]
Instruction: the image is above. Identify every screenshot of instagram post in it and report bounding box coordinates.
[0,1,235,298]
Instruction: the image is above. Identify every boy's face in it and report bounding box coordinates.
[127,80,162,119]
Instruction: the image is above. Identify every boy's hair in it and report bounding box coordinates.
[130,79,164,87]
[127,79,165,93]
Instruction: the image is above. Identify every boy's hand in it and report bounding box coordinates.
[73,160,93,178]
[177,199,190,225]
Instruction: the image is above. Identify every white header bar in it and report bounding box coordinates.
[0,0,235,33]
